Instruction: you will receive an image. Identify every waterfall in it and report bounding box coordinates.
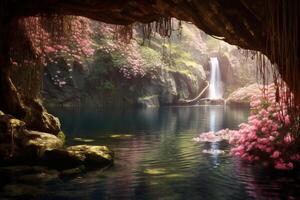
[208,57,223,99]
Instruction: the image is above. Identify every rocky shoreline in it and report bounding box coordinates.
[0,111,114,170]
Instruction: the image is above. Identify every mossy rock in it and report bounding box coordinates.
[44,145,114,169]
[57,131,66,143]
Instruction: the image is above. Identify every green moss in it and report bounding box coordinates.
[174,58,199,69]
[111,51,126,67]
[96,81,116,93]
[138,95,158,100]
[164,68,192,77]
[139,46,161,60]
[57,131,66,143]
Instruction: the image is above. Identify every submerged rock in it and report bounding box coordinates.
[44,145,114,169]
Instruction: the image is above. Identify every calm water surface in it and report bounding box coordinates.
[1,105,300,200]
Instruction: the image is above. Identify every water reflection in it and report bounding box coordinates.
[1,105,299,199]
[206,106,224,165]
[233,159,300,200]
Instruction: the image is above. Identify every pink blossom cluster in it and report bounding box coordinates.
[92,23,162,79]
[193,129,240,143]
[119,45,147,79]
[23,16,94,67]
[23,17,162,80]
[231,91,300,170]
[194,88,300,170]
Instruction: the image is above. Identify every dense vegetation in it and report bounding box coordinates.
[12,17,257,107]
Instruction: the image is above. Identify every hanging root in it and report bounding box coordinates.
[252,0,300,133]
[112,17,182,44]
[10,15,75,99]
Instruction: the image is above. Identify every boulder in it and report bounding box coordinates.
[44,145,114,169]
[0,113,26,142]
[225,84,262,105]
[226,84,276,105]
[21,130,64,153]
[0,113,114,169]
[0,113,63,164]
[23,98,61,135]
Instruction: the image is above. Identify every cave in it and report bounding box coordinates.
[0,1,300,199]
[0,0,299,126]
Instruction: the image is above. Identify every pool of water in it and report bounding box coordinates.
[1,105,300,200]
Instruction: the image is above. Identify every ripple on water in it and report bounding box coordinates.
[1,106,300,199]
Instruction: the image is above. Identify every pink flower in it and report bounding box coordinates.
[284,115,291,125]
[259,138,269,145]
[290,154,300,161]
[284,133,294,144]
[271,124,279,131]
[261,127,269,134]
[259,109,269,117]
[265,147,272,153]
[274,161,288,170]
[267,106,275,112]
[271,151,280,159]
[287,162,294,169]
[195,89,298,170]
[275,160,293,170]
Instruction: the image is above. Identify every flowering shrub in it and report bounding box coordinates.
[20,17,158,80]
[23,16,95,67]
[93,23,162,79]
[230,90,300,170]
[194,88,300,170]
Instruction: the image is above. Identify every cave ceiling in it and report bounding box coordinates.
[10,0,266,53]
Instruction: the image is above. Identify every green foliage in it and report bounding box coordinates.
[89,50,125,80]
[174,58,199,69]
[139,46,161,62]
[111,51,126,67]
[96,81,116,92]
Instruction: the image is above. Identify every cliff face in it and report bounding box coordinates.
[41,20,257,107]
[41,20,208,107]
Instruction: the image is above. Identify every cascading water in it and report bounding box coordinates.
[208,57,223,99]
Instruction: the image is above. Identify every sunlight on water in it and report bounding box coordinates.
[208,106,224,165]
[1,106,300,200]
